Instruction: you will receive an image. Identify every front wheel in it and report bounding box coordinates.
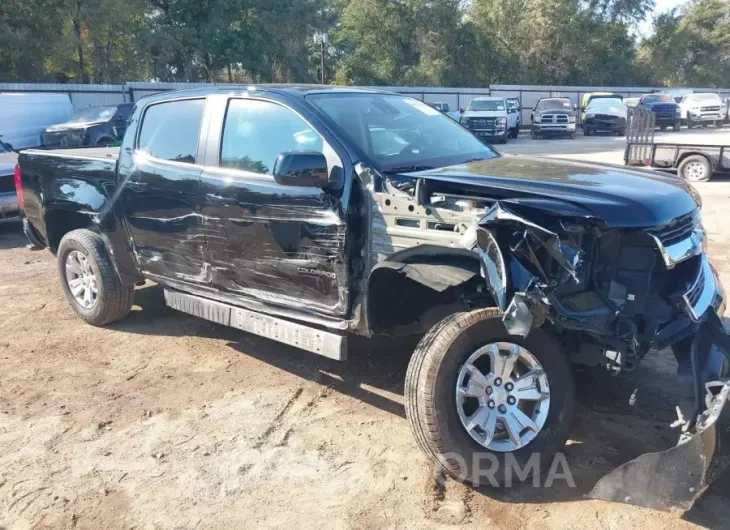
[715,120,724,128]
[687,117,694,129]
[405,309,575,486]
[673,121,681,132]
[57,229,134,326]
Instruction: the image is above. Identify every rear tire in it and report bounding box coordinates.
[405,309,575,486]
[678,154,713,182]
[57,229,134,326]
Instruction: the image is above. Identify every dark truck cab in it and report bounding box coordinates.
[41,103,134,148]
[16,86,730,510]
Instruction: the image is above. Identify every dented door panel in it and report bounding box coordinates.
[199,169,349,317]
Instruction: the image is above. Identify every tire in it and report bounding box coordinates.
[617,129,625,137]
[660,125,667,130]
[678,154,713,182]
[673,121,681,132]
[716,121,724,128]
[405,309,575,486]
[57,229,134,326]
[568,132,575,140]
[531,129,538,140]
[583,127,591,137]
[687,117,694,129]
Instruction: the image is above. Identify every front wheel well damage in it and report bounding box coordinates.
[366,251,495,337]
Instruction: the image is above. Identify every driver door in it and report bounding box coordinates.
[199,96,349,317]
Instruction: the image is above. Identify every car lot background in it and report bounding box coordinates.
[2,127,730,529]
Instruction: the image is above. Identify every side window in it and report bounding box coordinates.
[138,99,205,164]
[220,99,323,175]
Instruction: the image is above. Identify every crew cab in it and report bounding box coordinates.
[41,103,134,148]
[530,97,577,139]
[637,93,681,131]
[460,96,511,143]
[15,86,730,507]
[679,93,726,128]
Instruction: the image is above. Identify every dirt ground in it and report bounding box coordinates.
[3,133,730,529]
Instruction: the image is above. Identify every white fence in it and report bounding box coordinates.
[1,81,729,125]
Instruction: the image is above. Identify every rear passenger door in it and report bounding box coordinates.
[119,97,210,282]
[198,95,349,318]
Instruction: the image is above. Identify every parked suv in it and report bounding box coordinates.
[530,97,577,139]
[638,93,681,131]
[41,103,134,148]
[583,97,627,136]
[679,93,725,128]
[460,97,510,143]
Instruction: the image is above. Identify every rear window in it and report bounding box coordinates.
[138,99,205,164]
[642,94,674,104]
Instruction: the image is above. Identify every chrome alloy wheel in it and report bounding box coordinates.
[684,161,708,181]
[455,342,550,452]
[65,250,98,308]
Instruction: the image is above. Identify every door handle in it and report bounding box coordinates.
[206,193,238,206]
[125,181,148,192]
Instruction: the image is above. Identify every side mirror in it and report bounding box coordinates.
[460,107,465,113]
[573,105,577,111]
[580,106,586,112]
[273,151,329,188]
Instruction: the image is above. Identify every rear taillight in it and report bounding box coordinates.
[14,164,24,209]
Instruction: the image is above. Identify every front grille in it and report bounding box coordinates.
[541,113,569,123]
[0,175,14,194]
[467,117,496,128]
[701,106,721,112]
[647,210,698,246]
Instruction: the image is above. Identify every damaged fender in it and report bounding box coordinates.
[462,201,587,337]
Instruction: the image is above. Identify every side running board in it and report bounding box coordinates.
[163,289,347,361]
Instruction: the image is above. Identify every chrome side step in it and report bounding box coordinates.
[163,289,347,361]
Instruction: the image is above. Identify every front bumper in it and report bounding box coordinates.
[583,117,625,132]
[590,254,730,511]
[0,191,20,221]
[469,128,507,140]
[688,112,725,123]
[533,123,576,133]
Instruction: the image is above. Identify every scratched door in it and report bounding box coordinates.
[199,97,348,317]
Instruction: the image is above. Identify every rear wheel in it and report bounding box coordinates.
[405,309,575,486]
[57,229,134,326]
[678,155,712,182]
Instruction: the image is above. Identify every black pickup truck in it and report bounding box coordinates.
[15,86,730,509]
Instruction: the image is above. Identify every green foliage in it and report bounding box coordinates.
[0,0,728,87]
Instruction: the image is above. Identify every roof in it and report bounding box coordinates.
[135,84,394,104]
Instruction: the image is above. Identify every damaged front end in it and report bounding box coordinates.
[461,198,730,511]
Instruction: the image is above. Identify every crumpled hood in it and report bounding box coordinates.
[0,151,18,177]
[404,155,699,228]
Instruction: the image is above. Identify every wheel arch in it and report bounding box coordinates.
[365,245,495,337]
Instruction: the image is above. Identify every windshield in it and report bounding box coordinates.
[467,99,505,112]
[67,106,117,124]
[587,98,626,114]
[687,94,722,104]
[536,99,572,111]
[308,93,497,171]
[643,94,674,104]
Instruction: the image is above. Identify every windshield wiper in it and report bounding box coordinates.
[381,164,435,174]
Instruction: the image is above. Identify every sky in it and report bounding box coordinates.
[638,0,688,37]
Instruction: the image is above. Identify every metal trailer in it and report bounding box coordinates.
[625,106,730,182]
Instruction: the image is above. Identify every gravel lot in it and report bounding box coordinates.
[2,128,730,529]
